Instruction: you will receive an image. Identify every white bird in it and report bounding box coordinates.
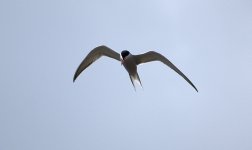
[73,45,198,92]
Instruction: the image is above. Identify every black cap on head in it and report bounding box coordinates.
[121,50,130,60]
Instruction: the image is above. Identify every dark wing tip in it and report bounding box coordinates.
[73,67,82,83]
[73,72,78,82]
[184,77,198,92]
[194,86,198,92]
[73,76,76,82]
[73,60,92,83]
[186,79,198,92]
[73,68,83,83]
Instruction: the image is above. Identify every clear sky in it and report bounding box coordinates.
[1,0,252,150]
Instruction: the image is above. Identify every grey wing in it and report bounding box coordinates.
[135,51,198,92]
[73,45,120,82]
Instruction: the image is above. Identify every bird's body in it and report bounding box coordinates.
[73,45,198,92]
[122,53,137,73]
[121,53,142,89]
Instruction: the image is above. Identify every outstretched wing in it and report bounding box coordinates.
[134,51,198,92]
[73,45,120,82]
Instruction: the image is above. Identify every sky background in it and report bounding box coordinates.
[1,0,252,150]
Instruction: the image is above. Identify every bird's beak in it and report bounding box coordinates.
[120,58,123,65]
[120,55,123,65]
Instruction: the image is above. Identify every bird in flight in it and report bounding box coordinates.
[73,45,198,92]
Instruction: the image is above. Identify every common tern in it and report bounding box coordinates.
[73,45,198,92]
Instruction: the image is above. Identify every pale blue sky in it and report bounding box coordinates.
[1,0,252,150]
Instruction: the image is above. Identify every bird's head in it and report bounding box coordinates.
[121,50,130,60]
[120,50,130,65]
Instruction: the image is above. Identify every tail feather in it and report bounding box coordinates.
[135,72,142,88]
[129,75,136,91]
[129,73,143,90]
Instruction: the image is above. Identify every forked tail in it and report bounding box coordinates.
[129,72,143,91]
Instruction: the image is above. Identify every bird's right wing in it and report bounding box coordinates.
[135,51,198,92]
[73,45,120,82]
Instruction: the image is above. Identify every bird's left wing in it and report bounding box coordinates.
[73,45,120,82]
[134,51,198,92]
